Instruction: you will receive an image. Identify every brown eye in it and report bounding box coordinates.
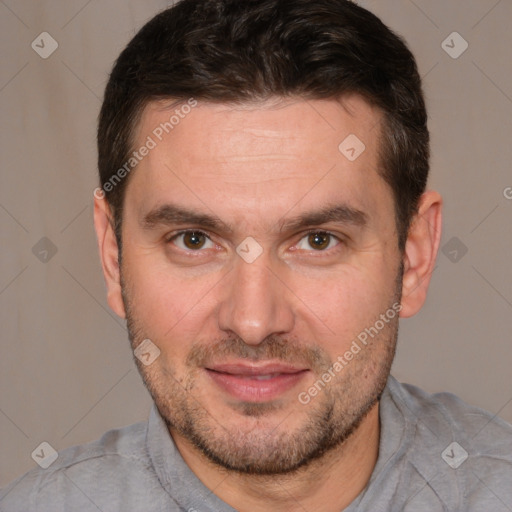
[307,232,330,250]
[183,231,207,249]
[172,231,214,251]
[295,231,340,252]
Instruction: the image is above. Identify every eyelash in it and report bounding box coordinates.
[299,230,342,251]
[166,229,343,253]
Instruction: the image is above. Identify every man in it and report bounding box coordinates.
[2,0,511,510]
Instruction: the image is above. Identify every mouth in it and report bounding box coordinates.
[204,362,309,402]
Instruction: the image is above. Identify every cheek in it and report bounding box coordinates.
[122,233,399,362]
[122,252,222,348]
[292,263,394,351]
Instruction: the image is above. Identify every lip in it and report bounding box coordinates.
[205,362,309,402]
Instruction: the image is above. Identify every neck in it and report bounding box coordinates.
[171,403,380,512]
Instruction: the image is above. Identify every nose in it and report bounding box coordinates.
[217,254,295,345]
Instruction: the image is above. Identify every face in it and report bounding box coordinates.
[117,96,403,474]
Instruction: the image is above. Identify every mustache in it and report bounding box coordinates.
[185,335,331,374]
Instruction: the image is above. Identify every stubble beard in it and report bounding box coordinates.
[122,275,401,476]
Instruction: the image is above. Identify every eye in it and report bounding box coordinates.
[296,231,340,251]
[170,230,215,251]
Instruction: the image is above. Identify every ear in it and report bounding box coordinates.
[400,190,442,318]
[93,191,126,319]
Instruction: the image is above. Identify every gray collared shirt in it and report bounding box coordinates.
[2,376,511,511]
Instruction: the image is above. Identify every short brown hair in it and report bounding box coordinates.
[98,0,429,250]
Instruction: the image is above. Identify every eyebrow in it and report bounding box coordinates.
[142,204,230,232]
[141,203,368,233]
[279,204,368,232]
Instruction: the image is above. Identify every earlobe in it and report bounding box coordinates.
[93,194,126,319]
[400,190,442,318]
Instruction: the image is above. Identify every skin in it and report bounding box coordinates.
[94,96,442,511]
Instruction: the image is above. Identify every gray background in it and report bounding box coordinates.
[1,0,511,486]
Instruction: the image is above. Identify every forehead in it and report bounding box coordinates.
[136,95,380,161]
[126,96,393,232]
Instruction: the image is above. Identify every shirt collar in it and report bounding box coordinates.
[146,403,237,511]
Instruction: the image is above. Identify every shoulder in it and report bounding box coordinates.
[383,376,512,509]
[387,376,512,449]
[0,420,170,512]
